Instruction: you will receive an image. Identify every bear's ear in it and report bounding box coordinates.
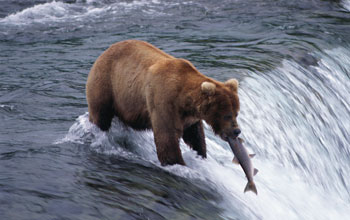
[225,78,239,92]
[201,81,216,96]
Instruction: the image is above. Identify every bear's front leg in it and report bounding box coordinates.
[154,132,185,166]
[151,114,185,166]
[182,121,206,158]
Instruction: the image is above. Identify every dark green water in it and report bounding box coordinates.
[1,0,350,219]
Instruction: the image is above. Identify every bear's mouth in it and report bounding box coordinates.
[220,133,230,142]
[221,132,240,142]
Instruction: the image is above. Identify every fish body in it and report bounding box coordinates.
[228,137,258,195]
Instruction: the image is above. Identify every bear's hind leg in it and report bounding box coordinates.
[183,121,206,158]
[88,103,114,131]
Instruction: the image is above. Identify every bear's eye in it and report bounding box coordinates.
[224,114,232,120]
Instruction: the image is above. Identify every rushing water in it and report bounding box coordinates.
[1,0,350,219]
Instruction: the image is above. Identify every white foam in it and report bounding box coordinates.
[0,104,14,110]
[0,104,11,108]
[1,1,71,25]
[342,0,350,11]
[0,0,171,26]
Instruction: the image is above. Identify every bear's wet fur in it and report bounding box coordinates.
[86,40,240,166]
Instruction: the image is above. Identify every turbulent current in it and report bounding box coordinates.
[1,0,350,219]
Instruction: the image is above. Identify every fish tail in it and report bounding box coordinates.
[244,182,258,195]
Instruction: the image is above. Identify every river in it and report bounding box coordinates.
[1,0,350,219]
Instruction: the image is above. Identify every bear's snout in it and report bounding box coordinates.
[232,128,241,138]
[233,128,241,137]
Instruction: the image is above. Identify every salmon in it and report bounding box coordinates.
[228,137,258,195]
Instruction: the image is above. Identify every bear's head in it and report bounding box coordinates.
[200,79,240,141]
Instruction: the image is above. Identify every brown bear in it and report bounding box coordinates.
[86,40,241,166]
